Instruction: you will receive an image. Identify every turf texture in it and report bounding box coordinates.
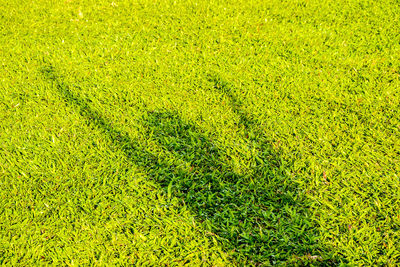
[1,0,399,265]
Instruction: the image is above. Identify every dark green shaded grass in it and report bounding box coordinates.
[41,65,337,265]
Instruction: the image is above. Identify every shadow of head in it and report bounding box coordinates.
[144,111,223,171]
[40,65,58,82]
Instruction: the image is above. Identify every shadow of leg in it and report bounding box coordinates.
[144,110,322,264]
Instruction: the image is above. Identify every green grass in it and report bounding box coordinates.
[1,0,399,265]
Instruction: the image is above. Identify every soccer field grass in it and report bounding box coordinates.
[1,0,399,265]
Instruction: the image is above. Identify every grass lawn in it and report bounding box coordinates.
[1,0,399,265]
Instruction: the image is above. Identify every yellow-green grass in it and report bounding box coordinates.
[1,0,399,265]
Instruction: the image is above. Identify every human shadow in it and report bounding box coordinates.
[41,66,337,265]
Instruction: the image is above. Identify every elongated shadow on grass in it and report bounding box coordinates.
[41,66,338,265]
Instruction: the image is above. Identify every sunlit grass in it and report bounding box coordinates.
[1,0,399,265]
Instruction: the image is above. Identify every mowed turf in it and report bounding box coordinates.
[0,0,399,265]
